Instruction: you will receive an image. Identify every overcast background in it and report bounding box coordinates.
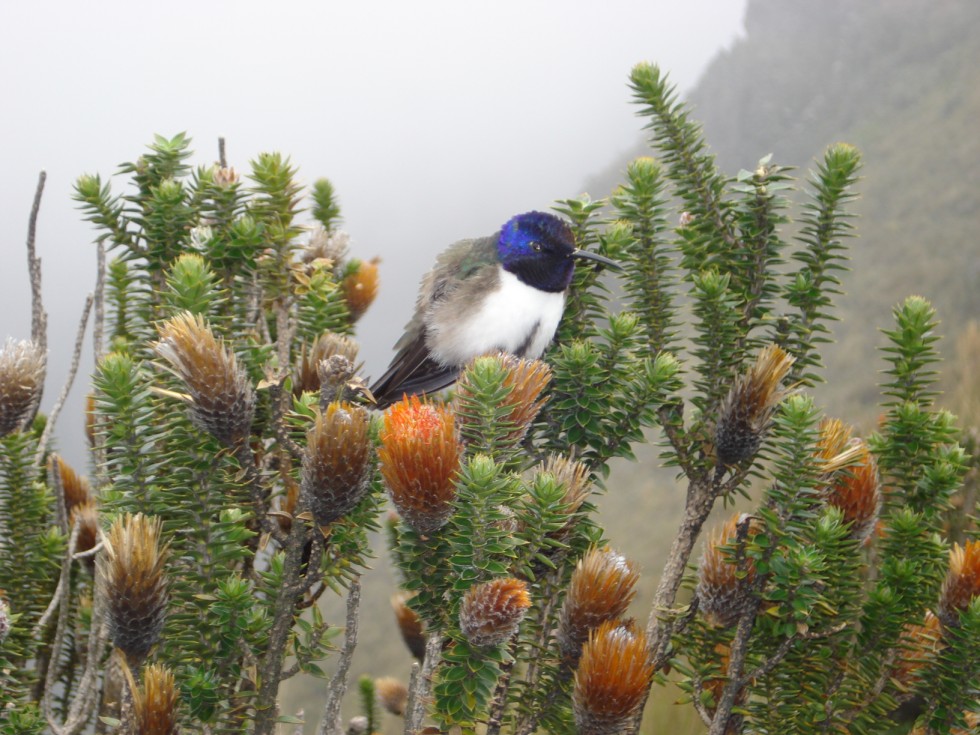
[0,0,746,465]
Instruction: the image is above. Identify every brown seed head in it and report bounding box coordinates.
[100,513,169,666]
[342,258,380,322]
[458,577,531,648]
[893,610,942,691]
[715,344,795,466]
[557,547,640,666]
[132,663,180,735]
[825,442,882,542]
[379,396,461,533]
[697,513,760,628]
[301,402,373,526]
[391,593,427,660]
[72,501,101,570]
[154,312,254,445]
[295,332,360,395]
[938,540,980,629]
[572,619,654,735]
[0,338,46,437]
[53,455,92,516]
[454,354,552,444]
[374,676,408,716]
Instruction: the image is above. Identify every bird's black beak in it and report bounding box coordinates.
[571,248,623,271]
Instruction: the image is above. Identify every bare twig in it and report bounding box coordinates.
[27,170,48,355]
[317,577,363,735]
[33,295,94,468]
[94,241,106,360]
[218,137,227,169]
[41,521,80,734]
[708,601,759,735]
[404,633,444,735]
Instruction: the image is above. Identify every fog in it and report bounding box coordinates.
[0,0,746,466]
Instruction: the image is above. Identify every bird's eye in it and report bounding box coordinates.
[530,241,542,252]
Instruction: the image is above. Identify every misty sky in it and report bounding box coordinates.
[0,0,746,466]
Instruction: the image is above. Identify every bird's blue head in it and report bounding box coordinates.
[497,212,578,293]
[497,211,621,292]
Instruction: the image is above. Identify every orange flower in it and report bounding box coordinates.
[825,442,881,542]
[938,540,980,629]
[557,547,639,666]
[341,257,380,322]
[572,619,654,735]
[696,513,760,628]
[715,344,795,466]
[379,396,461,533]
[458,577,531,647]
[301,401,373,527]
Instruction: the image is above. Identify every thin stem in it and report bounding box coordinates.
[34,295,93,468]
[404,633,444,735]
[317,577,362,735]
[27,170,48,355]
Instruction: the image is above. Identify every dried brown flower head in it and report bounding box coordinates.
[572,619,654,735]
[301,401,373,527]
[0,338,45,437]
[154,312,254,445]
[379,396,461,533]
[72,501,100,571]
[131,662,180,735]
[557,547,640,666]
[374,676,409,716]
[391,593,427,660]
[825,441,882,542]
[295,332,360,396]
[893,610,942,691]
[100,513,169,666]
[458,577,531,648]
[342,258,380,322]
[454,354,552,444]
[715,344,795,466]
[52,455,92,516]
[696,513,760,628]
[539,454,592,520]
[938,540,980,629]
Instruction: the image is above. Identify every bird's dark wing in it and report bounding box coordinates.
[369,235,498,408]
[368,330,460,408]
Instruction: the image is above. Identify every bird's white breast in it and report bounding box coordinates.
[429,268,565,366]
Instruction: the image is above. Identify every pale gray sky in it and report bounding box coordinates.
[0,0,746,465]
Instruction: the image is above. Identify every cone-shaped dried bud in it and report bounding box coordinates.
[295,333,359,395]
[459,577,531,647]
[375,676,408,716]
[154,312,254,445]
[301,401,373,527]
[342,258,380,322]
[541,454,592,521]
[85,392,97,446]
[53,455,92,516]
[0,338,45,437]
[938,540,980,629]
[894,611,942,691]
[132,663,180,735]
[715,344,794,466]
[72,501,100,572]
[0,596,9,644]
[557,547,640,666]
[697,513,759,628]
[391,593,427,660]
[454,353,552,444]
[825,442,882,542]
[379,396,461,533]
[100,513,169,666]
[572,619,654,735]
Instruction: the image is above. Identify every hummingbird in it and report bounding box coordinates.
[370,211,621,408]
